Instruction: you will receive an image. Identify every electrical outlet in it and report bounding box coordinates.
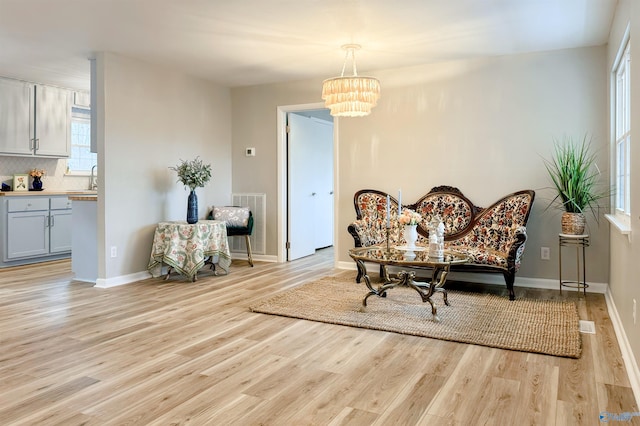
[540,247,550,260]
[110,246,117,258]
[634,299,637,324]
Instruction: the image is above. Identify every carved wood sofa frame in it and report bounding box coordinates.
[347,186,536,300]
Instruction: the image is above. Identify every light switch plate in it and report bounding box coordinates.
[245,147,256,156]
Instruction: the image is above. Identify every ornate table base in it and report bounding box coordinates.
[357,258,452,322]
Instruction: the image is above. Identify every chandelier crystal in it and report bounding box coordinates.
[322,44,380,117]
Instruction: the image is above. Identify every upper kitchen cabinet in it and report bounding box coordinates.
[33,84,72,157]
[0,77,71,158]
[0,78,33,155]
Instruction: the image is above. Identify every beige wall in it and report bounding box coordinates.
[607,0,640,377]
[232,46,609,283]
[97,52,232,280]
[231,79,326,256]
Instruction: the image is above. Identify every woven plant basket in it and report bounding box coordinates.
[561,212,586,235]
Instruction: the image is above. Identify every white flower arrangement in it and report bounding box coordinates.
[170,157,212,190]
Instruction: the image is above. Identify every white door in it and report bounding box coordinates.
[313,120,334,248]
[287,112,334,260]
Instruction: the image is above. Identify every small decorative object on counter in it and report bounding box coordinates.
[29,169,46,191]
[13,174,28,192]
[170,157,212,224]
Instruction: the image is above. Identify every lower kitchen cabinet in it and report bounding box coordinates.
[49,197,73,253]
[7,209,49,259]
[1,195,72,266]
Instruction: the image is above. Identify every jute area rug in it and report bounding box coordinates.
[250,275,582,358]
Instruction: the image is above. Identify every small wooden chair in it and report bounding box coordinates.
[210,206,254,267]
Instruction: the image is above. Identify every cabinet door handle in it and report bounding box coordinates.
[45,215,50,228]
[50,216,54,227]
[30,138,35,150]
[35,138,40,150]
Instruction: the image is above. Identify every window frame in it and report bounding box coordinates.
[65,106,96,176]
[607,30,632,235]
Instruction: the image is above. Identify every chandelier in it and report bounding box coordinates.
[321,44,380,117]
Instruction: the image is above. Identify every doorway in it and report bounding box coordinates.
[276,103,335,262]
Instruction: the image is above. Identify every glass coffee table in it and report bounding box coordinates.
[348,246,469,321]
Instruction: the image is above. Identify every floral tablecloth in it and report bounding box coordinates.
[147,220,231,280]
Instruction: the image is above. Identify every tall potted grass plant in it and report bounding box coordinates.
[543,135,608,234]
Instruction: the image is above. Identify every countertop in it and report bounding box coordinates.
[69,195,97,201]
[0,190,97,197]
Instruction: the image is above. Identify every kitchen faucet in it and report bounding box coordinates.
[90,165,97,190]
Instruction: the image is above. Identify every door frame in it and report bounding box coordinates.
[276,102,339,263]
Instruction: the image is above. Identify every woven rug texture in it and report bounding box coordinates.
[250,275,582,358]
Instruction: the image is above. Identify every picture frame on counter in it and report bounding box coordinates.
[13,174,28,192]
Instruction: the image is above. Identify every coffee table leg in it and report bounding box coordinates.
[356,261,452,322]
[358,258,398,307]
[406,266,451,321]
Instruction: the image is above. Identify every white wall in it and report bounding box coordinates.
[232,46,609,283]
[96,52,232,281]
[607,0,640,380]
[232,80,325,255]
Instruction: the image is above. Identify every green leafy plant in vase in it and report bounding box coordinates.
[170,157,212,224]
[543,135,609,235]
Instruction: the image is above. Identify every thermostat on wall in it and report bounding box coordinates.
[245,147,256,156]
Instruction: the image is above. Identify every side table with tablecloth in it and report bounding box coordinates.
[147,220,232,281]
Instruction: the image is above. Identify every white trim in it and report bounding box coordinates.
[95,255,280,288]
[230,252,278,263]
[605,214,632,241]
[336,261,608,293]
[94,270,151,288]
[605,287,640,409]
[612,23,631,73]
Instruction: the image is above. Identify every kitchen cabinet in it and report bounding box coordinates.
[0,78,33,155]
[33,84,72,157]
[49,197,73,253]
[0,77,71,157]
[1,195,72,266]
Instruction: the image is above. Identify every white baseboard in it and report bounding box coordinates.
[94,270,151,288]
[230,252,278,263]
[94,254,278,288]
[605,288,640,409]
[336,261,607,293]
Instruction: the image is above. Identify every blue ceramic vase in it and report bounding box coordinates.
[187,189,198,224]
[32,176,43,190]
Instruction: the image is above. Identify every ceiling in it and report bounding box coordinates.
[0,0,617,91]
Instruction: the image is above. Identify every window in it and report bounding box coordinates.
[613,39,631,224]
[66,107,96,174]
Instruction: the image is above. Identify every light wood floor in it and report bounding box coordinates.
[0,249,638,425]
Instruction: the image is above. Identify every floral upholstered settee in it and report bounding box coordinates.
[347,186,535,300]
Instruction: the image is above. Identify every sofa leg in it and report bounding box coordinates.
[503,271,516,300]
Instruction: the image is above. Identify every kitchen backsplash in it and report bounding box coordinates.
[0,156,92,191]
